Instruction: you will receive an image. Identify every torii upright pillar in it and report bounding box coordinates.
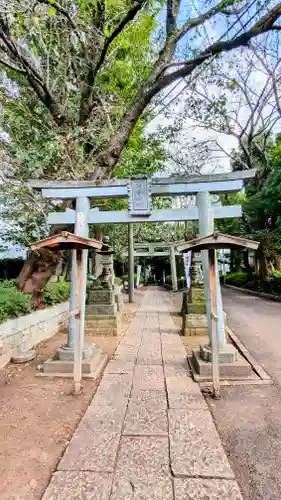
[197,192,226,348]
[128,224,134,303]
[169,245,178,291]
[57,196,94,361]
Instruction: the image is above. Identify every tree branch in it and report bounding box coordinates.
[152,2,281,92]
[0,54,26,74]
[175,0,243,42]
[36,0,85,49]
[166,0,180,35]
[0,17,70,126]
[79,0,146,125]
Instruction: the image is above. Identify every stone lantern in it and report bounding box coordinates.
[86,236,120,336]
[96,235,115,289]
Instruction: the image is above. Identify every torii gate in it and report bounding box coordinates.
[121,241,183,291]
[29,169,255,355]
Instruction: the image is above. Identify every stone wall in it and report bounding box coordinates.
[0,302,69,368]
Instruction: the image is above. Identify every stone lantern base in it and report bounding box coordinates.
[181,287,208,336]
[85,287,120,336]
[191,347,252,379]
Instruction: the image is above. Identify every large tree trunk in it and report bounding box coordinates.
[17,248,61,309]
[256,240,268,282]
[243,250,253,280]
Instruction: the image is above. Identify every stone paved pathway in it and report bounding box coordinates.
[42,288,243,500]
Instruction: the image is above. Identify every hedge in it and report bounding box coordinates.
[221,272,249,287]
[222,270,281,296]
[0,280,72,324]
[43,281,71,305]
[0,287,31,324]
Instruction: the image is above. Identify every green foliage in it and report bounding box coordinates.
[0,286,31,323]
[43,281,71,305]
[0,279,17,288]
[216,134,281,281]
[115,122,165,178]
[0,0,165,246]
[0,280,72,323]
[223,272,248,287]
[265,271,281,294]
[223,271,281,296]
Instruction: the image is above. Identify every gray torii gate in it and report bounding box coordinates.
[29,169,254,356]
[121,241,183,291]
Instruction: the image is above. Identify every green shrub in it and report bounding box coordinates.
[222,270,281,296]
[0,286,31,324]
[0,279,17,288]
[223,272,248,286]
[114,277,123,285]
[43,281,71,305]
[264,272,281,295]
[0,280,71,324]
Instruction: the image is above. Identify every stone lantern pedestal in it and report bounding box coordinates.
[85,236,120,336]
[181,253,208,336]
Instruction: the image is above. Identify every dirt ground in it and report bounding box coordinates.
[0,294,139,500]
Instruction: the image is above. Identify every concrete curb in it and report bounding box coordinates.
[226,326,272,383]
[223,284,281,302]
[188,325,273,386]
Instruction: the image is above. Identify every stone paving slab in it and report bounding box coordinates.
[114,345,139,360]
[169,409,234,479]
[161,333,183,344]
[115,436,170,478]
[119,336,142,346]
[129,389,167,406]
[123,391,168,436]
[77,404,127,432]
[174,478,243,499]
[162,352,187,367]
[163,360,190,377]
[143,316,159,330]
[111,475,173,500]
[104,360,135,374]
[121,337,141,346]
[162,343,187,358]
[132,365,165,392]
[59,430,121,473]
[59,405,126,472]
[159,317,176,331]
[93,373,132,405]
[166,375,208,410]
[137,346,162,365]
[42,472,113,500]
[141,335,161,345]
